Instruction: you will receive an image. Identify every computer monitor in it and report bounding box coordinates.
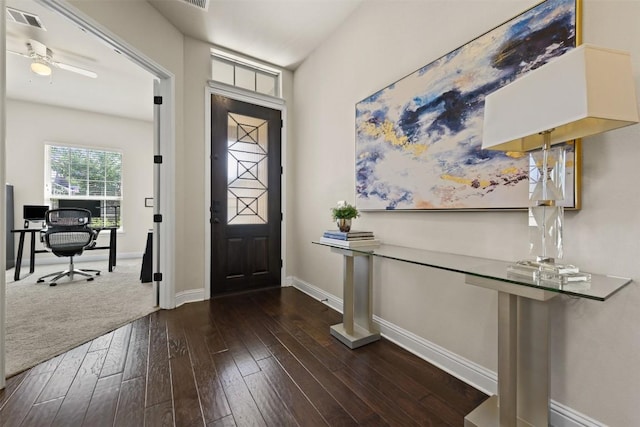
[57,199,101,219]
[23,205,49,228]
[23,205,49,221]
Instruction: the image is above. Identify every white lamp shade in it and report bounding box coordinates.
[482,44,639,151]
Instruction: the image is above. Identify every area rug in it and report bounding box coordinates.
[5,258,157,376]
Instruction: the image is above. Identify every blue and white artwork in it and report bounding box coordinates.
[355,0,578,210]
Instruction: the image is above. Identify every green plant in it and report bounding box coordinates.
[331,202,359,220]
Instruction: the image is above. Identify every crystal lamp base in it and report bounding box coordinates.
[507,260,591,285]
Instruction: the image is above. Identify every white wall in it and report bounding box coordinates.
[6,99,153,256]
[291,1,640,425]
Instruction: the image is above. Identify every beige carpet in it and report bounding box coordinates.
[5,258,157,376]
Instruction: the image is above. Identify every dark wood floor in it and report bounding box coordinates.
[0,287,488,426]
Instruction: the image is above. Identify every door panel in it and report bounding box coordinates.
[210,95,281,295]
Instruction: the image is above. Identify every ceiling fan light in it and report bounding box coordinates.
[30,60,52,77]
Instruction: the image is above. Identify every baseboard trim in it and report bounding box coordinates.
[290,276,605,427]
[175,289,205,307]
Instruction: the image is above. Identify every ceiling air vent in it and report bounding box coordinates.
[6,7,46,30]
[179,0,209,11]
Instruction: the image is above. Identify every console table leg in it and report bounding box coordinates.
[464,275,555,427]
[517,298,550,427]
[329,249,380,349]
[498,292,518,426]
[343,255,355,335]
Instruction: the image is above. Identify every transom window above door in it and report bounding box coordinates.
[211,48,281,97]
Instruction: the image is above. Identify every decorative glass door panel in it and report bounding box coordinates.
[227,113,268,225]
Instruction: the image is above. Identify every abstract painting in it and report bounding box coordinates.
[355,0,580,210]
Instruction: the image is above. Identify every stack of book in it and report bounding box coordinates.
[319,230,380,248]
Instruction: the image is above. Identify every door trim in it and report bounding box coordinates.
[204,81,287,300]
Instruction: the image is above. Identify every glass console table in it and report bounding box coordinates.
[313,241,631,427]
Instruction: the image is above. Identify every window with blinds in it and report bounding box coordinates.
[44,144,122,227]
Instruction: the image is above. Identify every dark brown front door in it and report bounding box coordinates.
[210,95,282,295]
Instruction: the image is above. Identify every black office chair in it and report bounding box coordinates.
[37,208,101,286]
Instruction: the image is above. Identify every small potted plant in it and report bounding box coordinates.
[331,201,359,232]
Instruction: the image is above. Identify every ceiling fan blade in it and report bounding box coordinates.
[52,61,98,79]
[7,50,30,58]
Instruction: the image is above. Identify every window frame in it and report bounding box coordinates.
[44,142,123,229]
[211,48,282,98]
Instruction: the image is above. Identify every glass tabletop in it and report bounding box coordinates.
[312,241,632,301]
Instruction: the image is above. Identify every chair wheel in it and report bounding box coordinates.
[87,277,94,282]
[50,283,57,287]
[96,272,101,276]
[37,279,44,283]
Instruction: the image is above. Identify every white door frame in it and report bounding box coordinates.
[0,0,177,385]
[204,81,287,300]
[1,0,9,389]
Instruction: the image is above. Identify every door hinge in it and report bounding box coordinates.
[280,166,283,175]
[153,272,163,281]
[280,259,283,268]
[280,119,283,128]
[154,96,163,105]
[281,212,283,221]
[154,214,163,223]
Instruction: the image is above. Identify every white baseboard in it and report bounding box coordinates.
[290,276,605,427]
[175,289,205,307]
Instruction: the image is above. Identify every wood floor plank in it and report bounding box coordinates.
[144,400,174,427]
[271,331,374,424]
[210,300,261,378]
[19,397,63,427]
[213,351,267,427]
[100,323,132,378]
[227,306,272,362]
[146,311,172,408]
[337,364,448,426]
[371,339,487,415]
[123,318,150,382]
[183,323,232,423]
[243,370,297,427]
[0,372,53,427]
[36,342,91,404]
[82,373,122,427]
[170,354,205,427]
[257,357,329,427]
[0,370,28,410]
[113,377,145,427]
[51,349,109,427]
[166,308,189,359]
[88,331,114,353]
[28,354,64,377]
[207,414,236,427]
[267,341,356,426]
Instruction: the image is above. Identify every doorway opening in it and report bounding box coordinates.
[1,0,176,384]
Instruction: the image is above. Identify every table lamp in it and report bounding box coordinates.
[483,44,639,283]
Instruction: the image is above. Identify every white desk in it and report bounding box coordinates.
[314,241,632,427]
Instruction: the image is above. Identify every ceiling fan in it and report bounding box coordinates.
[7,39,98,79]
